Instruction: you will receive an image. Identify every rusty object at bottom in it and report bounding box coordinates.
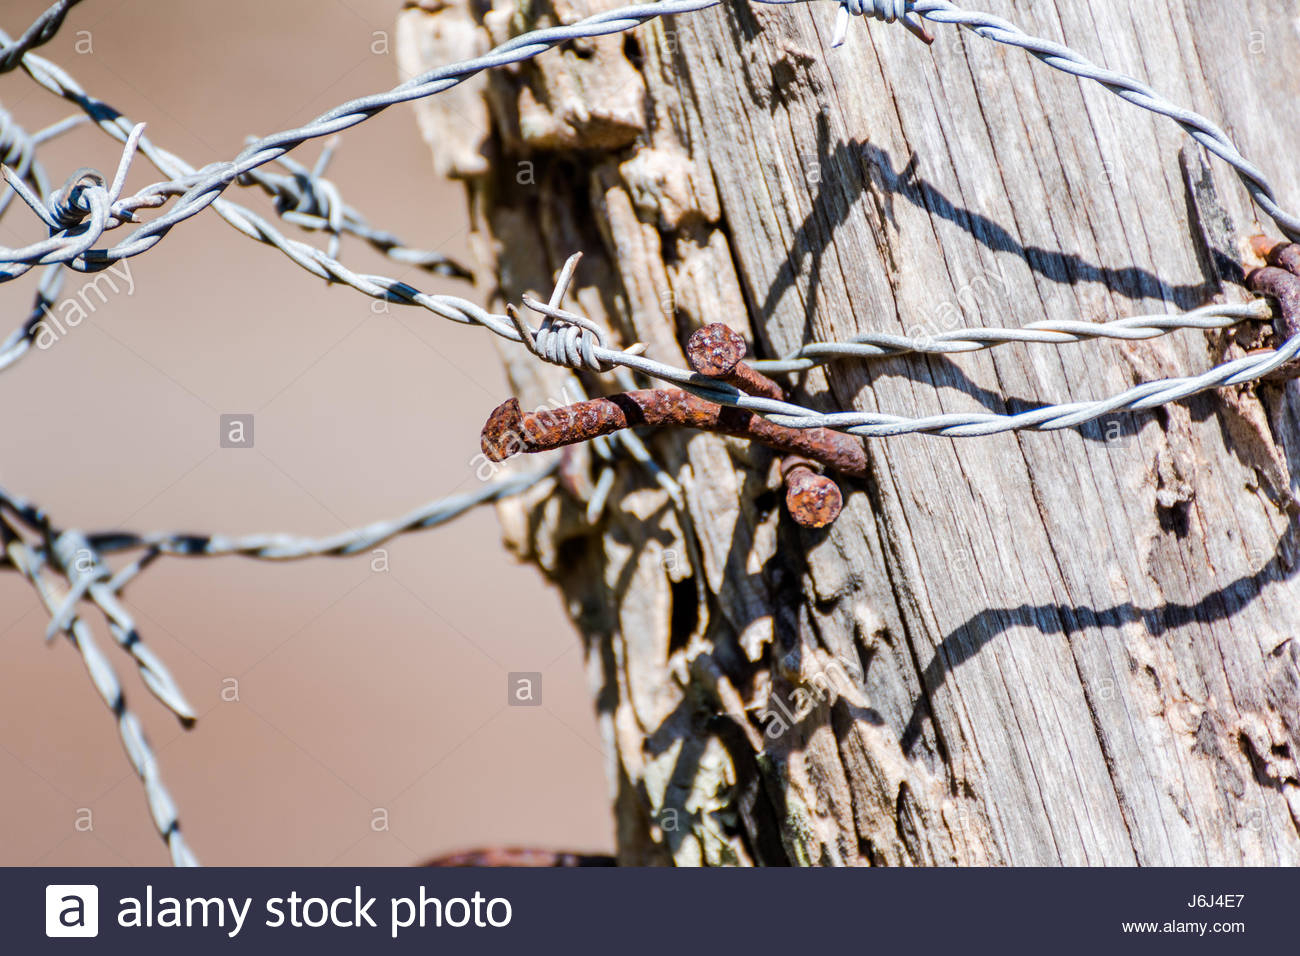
[481,390,869,479]
[422,847,616,867]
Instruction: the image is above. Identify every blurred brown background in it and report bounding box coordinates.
[0,0,611,865]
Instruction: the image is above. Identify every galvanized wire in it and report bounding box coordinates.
[0,0,84,74]
[13,19,1283,441]
[72,465,559,561]
[0,463,558,865]
[0,97,467,370]
[0,107,83,370]
[2,1,1294,437]
[0,508,198,867]
[750,301,1276,374]
[471,253,1300,439]
[896,1,1300,241]
[247,144,472,278]
[1,0,1297,281]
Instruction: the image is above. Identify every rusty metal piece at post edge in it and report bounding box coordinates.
[480,391,869,480]
[1247,238,1300,383]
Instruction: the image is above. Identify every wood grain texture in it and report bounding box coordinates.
[398,0,1300,865]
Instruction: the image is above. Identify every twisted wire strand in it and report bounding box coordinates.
[0,463,560,865]
[5,130,1273,444]
[66,464,559,560]
[189,222,1287,441]
[1,111,1278,442]
[0,0,84,74]
[0,53,466,371]
[1,0,1296,276]
[248,147,473,279]
[0,45,471,286]
[750,301,1274,373]
[0,485,197,722]
[900,0,1300,240]
[0,511,198,867]
[47,530,197,723]
[0,0,728,278]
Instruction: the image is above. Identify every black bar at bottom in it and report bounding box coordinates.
[10,866,1291,953]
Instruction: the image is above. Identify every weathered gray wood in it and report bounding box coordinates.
[398,0,1300,865]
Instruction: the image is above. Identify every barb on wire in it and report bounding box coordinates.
[511,252,646,373]
[833,0,931,48]
[0,49,468,372]
[0,30,472,316]
[0,120,159,272]
[246,142,472,278]
[0,108,86,372]
[0,509,197,867]
[0,462,563,865]
[0,0,84,74]
[2,0,1295,277]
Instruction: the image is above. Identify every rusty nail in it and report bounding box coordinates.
[686,323,787,401]
[685,323,847,526]
[480,390,869,479]
[1246,239,1300,383]
[781,456,843,528]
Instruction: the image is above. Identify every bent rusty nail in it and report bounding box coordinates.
[480,391,869,479]
[686,323,848,526]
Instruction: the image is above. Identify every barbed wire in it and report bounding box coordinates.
[0,0,83,74]
[73,465,558,561]
[0,80,469,370]
[2,0,1296,431]
[749,302,1275,373]
[247,145,472,278]
[0,0,1297,284]
[4,0,1300,867]
[0,506,197,867]
[0,463,560,865]
[7,127,1281,442]
[0,106,84,371]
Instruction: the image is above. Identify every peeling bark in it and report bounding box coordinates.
[398,0,1300,865]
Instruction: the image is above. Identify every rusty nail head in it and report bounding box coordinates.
[686,323,787,402]
[781,457,843,529]
[1246,239,1300,383]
